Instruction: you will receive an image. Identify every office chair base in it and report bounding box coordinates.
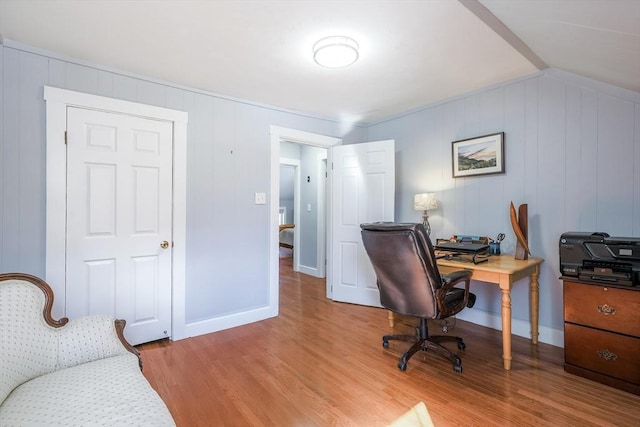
[383,319,466,373]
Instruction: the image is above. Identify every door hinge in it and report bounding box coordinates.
[64,131,68,145]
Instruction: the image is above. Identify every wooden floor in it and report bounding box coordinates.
[138,256,640,426]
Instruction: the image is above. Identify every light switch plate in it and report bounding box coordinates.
[255,192,266,204]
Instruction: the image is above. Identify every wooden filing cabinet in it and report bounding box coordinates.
[563,279,640,395]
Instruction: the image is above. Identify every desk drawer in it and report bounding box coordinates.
[564,281,640,337]
[565,323,640,385]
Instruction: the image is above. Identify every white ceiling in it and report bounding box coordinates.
[0,0,638,125]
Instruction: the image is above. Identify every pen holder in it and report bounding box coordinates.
[489,242,501,255]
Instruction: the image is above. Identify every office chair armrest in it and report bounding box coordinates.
[440,269,472,287]
[437,269,473,318]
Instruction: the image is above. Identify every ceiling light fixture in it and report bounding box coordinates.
[313,36,359,69]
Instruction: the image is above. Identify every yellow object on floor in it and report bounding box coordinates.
[387,402,435,427]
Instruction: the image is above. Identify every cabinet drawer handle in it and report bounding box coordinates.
[596,349,618,361]
[596,304,616,315]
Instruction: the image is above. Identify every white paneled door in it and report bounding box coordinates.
[331,140,395,307]
[65,107,173,345]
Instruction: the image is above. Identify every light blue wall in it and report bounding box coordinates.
[278,141,327,272]
[0,44,356,325]
[3,39,639,341]
[366,69,640,334]
[279,165,295,224]
[280,141,301,159]
[279,142,299,225]
[299,145,326,269]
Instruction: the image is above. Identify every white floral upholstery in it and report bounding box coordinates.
[0,275,175,426]
[0,281,59,403]
[0,354,174,427]
[57,315,130,370]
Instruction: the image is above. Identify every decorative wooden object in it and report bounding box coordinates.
[510,202,530,260]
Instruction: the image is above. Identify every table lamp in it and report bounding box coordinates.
[414,193,438,235]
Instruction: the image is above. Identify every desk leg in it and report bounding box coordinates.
[530,265,540,345]
[500,286,512,370]
[388,310,395,328]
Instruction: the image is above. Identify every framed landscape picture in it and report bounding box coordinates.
[452,132,505,178]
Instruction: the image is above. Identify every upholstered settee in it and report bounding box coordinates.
[0,273,175,426]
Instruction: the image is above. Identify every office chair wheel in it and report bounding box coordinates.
[457,341,466,350]
[382,339,389,348]
[398,361,408,371]
[453,364,463,374]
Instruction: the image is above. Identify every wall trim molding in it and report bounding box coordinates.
[5,39,637,128]
[370,67,640,126]
[184,305,275,339]
[2,38,362,127]
[454,307,564,348]
[545,68,640,104]
[299,265,321,278]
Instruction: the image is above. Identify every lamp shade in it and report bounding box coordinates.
[414,193,438,211]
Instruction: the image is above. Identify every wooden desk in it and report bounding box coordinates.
[387,255,544,370]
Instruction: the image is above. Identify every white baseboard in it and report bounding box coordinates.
[456,308,564,348]
[181,304,278,340]
[178,298,564,349]
[299,264,324,278]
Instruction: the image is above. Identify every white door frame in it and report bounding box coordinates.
[269,126,341,306]
[44,86,189,341]
[316,154,328,279]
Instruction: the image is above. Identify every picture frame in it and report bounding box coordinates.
[452,132,504,178]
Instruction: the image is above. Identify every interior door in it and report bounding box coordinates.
[65,107,173,345]
[330,140,395,306]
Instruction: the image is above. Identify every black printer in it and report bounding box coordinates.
[559,232,640,286]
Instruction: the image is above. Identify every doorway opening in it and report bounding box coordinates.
[279,159,299,269]
[269,126,341,308]
[279,143,328,278]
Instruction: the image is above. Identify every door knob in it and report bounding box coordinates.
[160,241,169,249]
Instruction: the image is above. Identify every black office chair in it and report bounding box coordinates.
[360,222,476,373]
